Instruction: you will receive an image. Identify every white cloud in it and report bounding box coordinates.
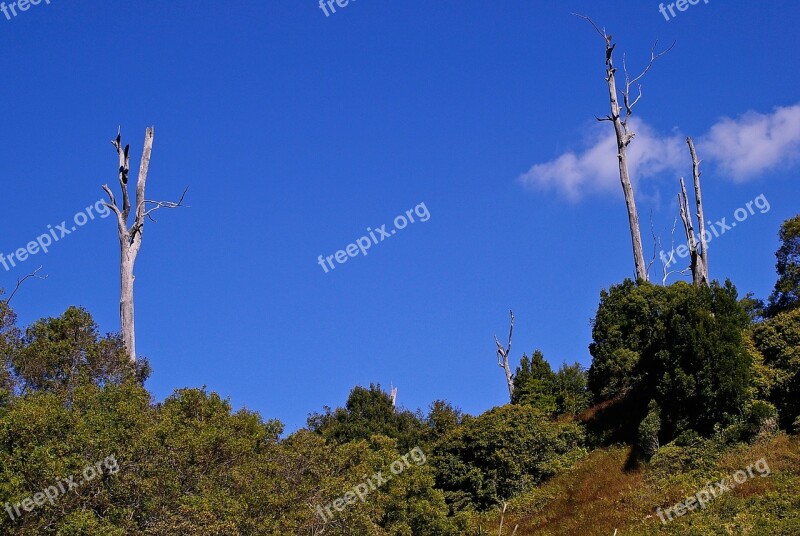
[698,104,800,181]
[518,119,683,201]
[520,104,800,199]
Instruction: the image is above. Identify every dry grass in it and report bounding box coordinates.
[475,446,646,535]
[475,434,800,536]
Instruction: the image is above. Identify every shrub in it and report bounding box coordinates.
[638,400,661,459]
[432,404,586,511]
[588,280,752,443]
[751,308,800,430]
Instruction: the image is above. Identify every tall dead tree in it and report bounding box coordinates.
[494,310,516,400]
[677,137,709,286]
[576,15,673,282]
[102,127,186,363]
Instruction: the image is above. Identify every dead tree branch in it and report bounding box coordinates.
[3,266,47,305]
[494,310,516,400]
[659,217,691,285]
[622,41,675,117]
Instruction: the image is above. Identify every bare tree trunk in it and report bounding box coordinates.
[678,177,698,282]
[677,138,709,287]
[688,137,709,284]
[678,179,706,286]
[605,49,647,282]
[494,310,516,400]
[119,252,136,362]
[102,127,186,363]
[575,16,673,283]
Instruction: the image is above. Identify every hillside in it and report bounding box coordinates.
[476,434,800,535]
[2,216,799,533]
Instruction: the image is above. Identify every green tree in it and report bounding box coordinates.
[768,214,800,317]
[554,362,591,416]
[0,379,464,535]
[511,350,557,413]
[637,400,661,459]
[307,384,425,451]
[752,307,800,430]
[432,404,585,511]
[10,306,148,394]
[513,354,590,417]
[588,280,752,442]
[425,400,468,442]
[0,305,471,535]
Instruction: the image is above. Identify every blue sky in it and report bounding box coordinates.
[1,1,798,432]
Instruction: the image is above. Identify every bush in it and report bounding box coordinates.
[747,400,779,438]
[513,354,591,418]
[432,404,586,511]
[512,351,557,413]
[751,308,800,430]
[308,384,426,451]
[638,400,661,459]
[588,280,752,443]
[648,431,721,478]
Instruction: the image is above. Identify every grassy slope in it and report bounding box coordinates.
[473,434,800,536]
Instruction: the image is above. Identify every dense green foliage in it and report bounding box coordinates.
[0,299,16,404]
[10,306,149,394]
[0,214,798,534]
[512,352,590,417]
[768,214,800,316]
[751,307,800,431]
[0,307,466,535]
[588,280,754,444]
[307,384,426,452]
[511,351,556,411]
[637,399,662,458]
[432,404,586,511]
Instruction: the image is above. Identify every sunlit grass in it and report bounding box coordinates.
[474,434,800,535]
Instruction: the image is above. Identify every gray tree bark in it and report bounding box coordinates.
[678,137,709,287]
[576,15,673,282]
[688,137,709,285]
[603,41,648,282]
[494,310,516,400]
[102,127,186,362]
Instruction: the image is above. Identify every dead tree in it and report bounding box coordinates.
[688,137,709,285]
[678,178,701,283]
[677,137,709,286]
[102,127,187,363]
[575,15,673,282]
[494,310,516,400]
